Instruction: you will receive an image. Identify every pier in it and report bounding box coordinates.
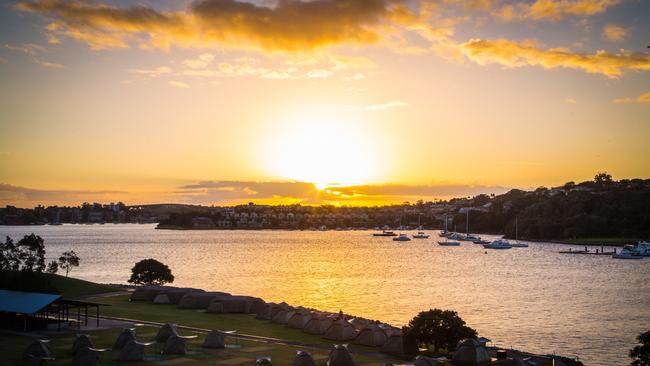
[559,246,617,255]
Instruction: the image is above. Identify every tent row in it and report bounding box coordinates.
[131,286,408,355]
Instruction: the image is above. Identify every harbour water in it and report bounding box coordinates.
[1,224,648,365]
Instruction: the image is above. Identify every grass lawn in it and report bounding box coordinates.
[48,274,122,298]
[0,271,122,299]
[0,324,402,366]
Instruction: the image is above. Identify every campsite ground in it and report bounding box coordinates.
[0,275,404,365]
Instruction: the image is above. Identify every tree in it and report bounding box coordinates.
[128,258,174,285]
[17,234,46,272]
[403,309,477,352]
[47,260,58,274]
[630,330,650,366]
[58,250,80,277]
[0,236,20,271]
[594,172,613,184]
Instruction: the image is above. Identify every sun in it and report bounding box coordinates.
[267,107,380,189]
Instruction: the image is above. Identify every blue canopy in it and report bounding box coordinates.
[0,289,61,314]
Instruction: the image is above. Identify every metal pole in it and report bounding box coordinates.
[96,306,99,327]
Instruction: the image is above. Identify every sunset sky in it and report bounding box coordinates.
[1,0,649,207]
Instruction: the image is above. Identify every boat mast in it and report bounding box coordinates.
[466,209,469,236]
[515,216,518,241]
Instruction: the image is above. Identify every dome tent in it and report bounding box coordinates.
[162,335,186,355]
[72,334,94,354]
[178,291,231,309]
[22,340,52,360]
[130,285,167,301]
[327,344,355,366]
[303,314,334,335]
[155,323,179,343]
[202,330,225,348]
[288,310,314,329]
[452,338,490,365]
[381,331,418,356]
[355,322,388,347]
[292,350,316,366]
[157,287,204,304]
[153,293,171,304]
[271,307,296,324]
[324,318,357,341]
[114,328,137,349]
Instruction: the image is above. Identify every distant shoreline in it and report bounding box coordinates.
[154,224,637,246]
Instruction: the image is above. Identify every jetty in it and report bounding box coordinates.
[559,246,617,255]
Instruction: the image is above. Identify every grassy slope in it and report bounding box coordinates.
[0,271,121,298]
[47,273,122,298]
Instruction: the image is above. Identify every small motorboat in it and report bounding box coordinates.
[612,246,643,259]
[413,231,430,239]
[373,230,397,237]
[632,241,650,256]
[483,239,513,249]
[393,234,411,242]
[472,238,490,245]
[438,239,460,246]
[511,242,529,248]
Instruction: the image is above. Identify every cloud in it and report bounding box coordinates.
[3,43,46,56]
[602,24,627,42]
[182,53,215,69]
[493,0,621,22]
[16,0,417,53]
[34,59,64,68]
[565,98,577,104]
[128,66,172,77]
[168,80,190,88]
[173,180,508,205]
[363,100,409,111]
[613,91,650,104]
[305,69,334,79]
[0,183,127,207]
[462,38,650,78]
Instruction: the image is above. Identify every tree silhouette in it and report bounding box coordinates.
[403,309,477,352]
[630,330,650,366]
[58,250,80,277]
[128,258,174,285]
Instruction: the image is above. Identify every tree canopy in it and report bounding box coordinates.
[630,330,650,366]
[128,258,174,285]
[58,250,80,277]
[403,309,477,352]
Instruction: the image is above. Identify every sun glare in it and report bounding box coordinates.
[267,107,380,189]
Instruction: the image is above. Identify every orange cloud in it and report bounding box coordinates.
[16,0,416,52]
[613,91,650,104]
[602,24,627,42]
[462,38,650,77]
[494,0,621,22]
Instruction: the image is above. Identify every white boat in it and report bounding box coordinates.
[393,234,411,242]
[483,239,513,249]
[413,231,430,239]
[438,239,460,246]
[510,242,529,248]
[373,230,397,237]
[632,241,650,256]
[612,246,643,259]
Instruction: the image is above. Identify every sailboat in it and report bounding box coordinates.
[413,214,429,239]
[510,217,528,248]
[460,209,479,241]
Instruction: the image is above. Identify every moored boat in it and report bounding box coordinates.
[438,239,460,246]
[483,239,513,249]
[413,231,430,239]
[373,230,397,237]
[612,245,643,259]
[393,234,411,242]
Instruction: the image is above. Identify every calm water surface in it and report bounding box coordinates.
[2,224,648,366]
